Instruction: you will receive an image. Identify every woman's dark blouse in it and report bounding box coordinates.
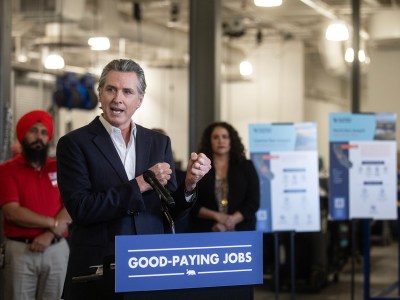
[190,159,260,232]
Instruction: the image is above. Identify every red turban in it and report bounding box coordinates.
[16,110,54,143]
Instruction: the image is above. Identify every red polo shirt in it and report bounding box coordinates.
[0,154,63,238]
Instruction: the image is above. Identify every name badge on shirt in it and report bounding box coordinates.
[48,172,58,187]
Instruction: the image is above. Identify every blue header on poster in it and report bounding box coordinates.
[115,231,263,293]
[249,123,317,153]
[329,113,396,142]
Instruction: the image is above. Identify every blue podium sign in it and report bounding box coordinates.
[115,231,263,293]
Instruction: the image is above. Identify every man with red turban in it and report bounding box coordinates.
[0,110,71,300]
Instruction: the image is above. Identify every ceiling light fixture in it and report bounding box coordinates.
[15,36,28,63]
[254,0,283,7]
[17,53,28,63]
[325,20,349,41]
[344,48,368,63]
[301,0,369,40]
[88,37,110,51]
[88,0,110,51]
[240,61,253,76]
[43,0,65,70]
[44,53,65,69]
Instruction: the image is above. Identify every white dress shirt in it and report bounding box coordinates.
[99,115,136,180]
[99,115,193,201]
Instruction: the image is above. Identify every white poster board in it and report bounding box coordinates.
[249,123,321,232]
[329,113,397,220]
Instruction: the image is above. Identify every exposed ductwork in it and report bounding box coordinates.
[14,0,246,75]
[369,9,400,48]
[13,0,399,78]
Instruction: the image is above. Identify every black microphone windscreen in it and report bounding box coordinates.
[143,169,175,208]
[143,170,156,182]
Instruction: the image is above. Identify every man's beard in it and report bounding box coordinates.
[21,139,49,167]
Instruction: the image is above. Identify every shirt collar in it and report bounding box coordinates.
[15,154,49,170]
[99,114,136,138]
[15,154,28,165]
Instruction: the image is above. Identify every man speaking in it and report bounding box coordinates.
[56,59,211,299]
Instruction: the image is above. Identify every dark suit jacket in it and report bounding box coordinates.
[56,117,192,299]
[190,160,260,232]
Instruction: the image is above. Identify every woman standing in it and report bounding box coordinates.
[190,122,260,232]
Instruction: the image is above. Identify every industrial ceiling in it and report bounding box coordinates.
[11,0,400,77]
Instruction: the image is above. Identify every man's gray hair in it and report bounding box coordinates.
[97,59,147,96]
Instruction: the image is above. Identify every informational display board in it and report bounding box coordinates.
[115,231,263,293]
[249,123,321,233]
[329,112,397,220]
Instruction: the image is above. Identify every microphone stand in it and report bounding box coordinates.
[161,200,175,234]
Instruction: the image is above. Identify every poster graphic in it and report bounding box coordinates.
[249,123,320,232]
[329,113,397,220]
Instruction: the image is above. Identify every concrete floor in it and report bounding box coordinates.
[254,241,399,300]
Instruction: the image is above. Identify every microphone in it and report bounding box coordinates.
[143,170,175,208]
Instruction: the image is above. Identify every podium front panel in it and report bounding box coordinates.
[115,231,263,293]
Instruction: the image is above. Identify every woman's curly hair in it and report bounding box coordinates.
[197,121,246,164]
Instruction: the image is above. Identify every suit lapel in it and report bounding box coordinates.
[90,118,129,183]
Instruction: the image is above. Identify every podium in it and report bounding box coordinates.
[72,266,254,300]
[72,232,262,300]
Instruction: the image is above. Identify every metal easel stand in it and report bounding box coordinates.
[273,231,296,300]
[364,211,400,300]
